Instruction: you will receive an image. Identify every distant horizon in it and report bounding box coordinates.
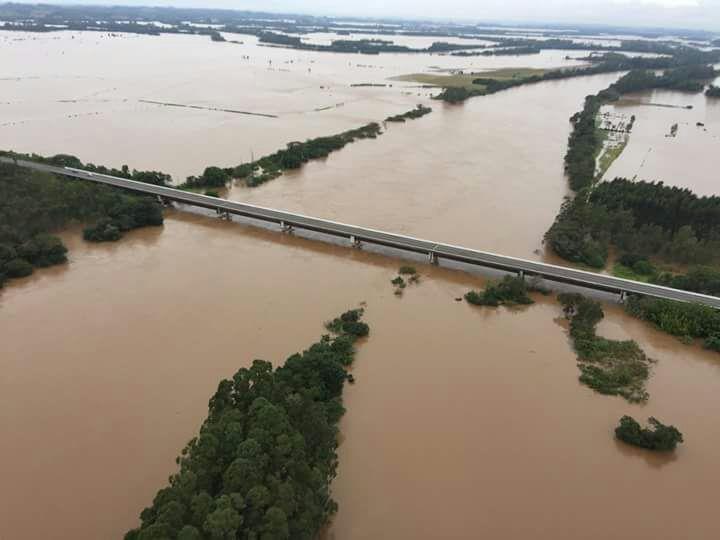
[3,0,720,33]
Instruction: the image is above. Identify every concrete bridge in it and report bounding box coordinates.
[4,156,720,309]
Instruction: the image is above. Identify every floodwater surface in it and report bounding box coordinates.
[1,29,719,540]
[0,214,719,540]
[227,72,623,259]
[0,31,584,181]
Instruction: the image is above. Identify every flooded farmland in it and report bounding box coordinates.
[0,31,584,181]
[602,79,720,195]
[1,28,719,540]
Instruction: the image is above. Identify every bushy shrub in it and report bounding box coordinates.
[615,416,683,451]
[398,266,417,275]
[704,335,720,352]
[4,258,33,278]
[465,276,534,307]
[84,219,121,242]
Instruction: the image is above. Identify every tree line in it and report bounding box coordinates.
[183,106,431,190]
[437,49,718,103]
[125,309,369,540]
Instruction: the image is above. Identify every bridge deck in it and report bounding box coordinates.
[4,156,719,309]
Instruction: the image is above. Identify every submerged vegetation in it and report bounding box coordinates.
[391,266,420,296]
[465,276,534,307]
[385,105,432,123]
[181,123,382,189]
[615,416,684,451]
[0,157,163,288]
[184,105,432,190]
[625,296,720,346]
[126,309,369,540]
[559,293,651,403]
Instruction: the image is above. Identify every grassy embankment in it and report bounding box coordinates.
[393,67,547,92]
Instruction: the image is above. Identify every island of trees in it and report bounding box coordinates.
[707,85,720,97]
[464,275,535,307]
[125,309,369,540]
[0,155,164,288]
[615,416,684,451]
[559,293,651,402]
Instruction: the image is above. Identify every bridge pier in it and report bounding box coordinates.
[518,270,525,280]
[619,291,627,303]
[428,252,438,265]
[280,221,293,233]
[216,209,231,220]
[349,235,361,248]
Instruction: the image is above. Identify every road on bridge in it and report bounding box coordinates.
[3,155,719,309]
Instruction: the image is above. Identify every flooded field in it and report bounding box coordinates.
[0,31,584,181]
[1,27,719,540]
[602,78,720,195]
[227,72,622,259]
[1,214,719,539]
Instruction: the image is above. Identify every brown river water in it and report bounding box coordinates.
[1,31,719,540]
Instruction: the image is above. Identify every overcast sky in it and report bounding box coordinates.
[23,1,720,31]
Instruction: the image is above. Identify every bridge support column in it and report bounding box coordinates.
[349,235,361,248]
[216,209,230,220]
[619,291,627,303]
[280,221,293,233]
[428,252,438,265]
[518,270,525,280]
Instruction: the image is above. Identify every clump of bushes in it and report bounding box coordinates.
[615,416,684,451]
[83,218,121,242]
[617,253,657,277]
[82,198,163,243]
[325,308,369,338]
[464,276,534,307]
[559,293,651,402]
[704,335,720,352]
[385,105,432,122]
[625,295,720,343]
[391,266,421,296]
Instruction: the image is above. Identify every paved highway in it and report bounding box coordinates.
[4,156,719,309]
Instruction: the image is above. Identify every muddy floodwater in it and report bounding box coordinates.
[2,29,720,540]
[226,72,623,259]
[1,214,720,540]
[0,31,584,180]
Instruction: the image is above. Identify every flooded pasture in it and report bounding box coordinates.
[1,29,719,540]
[602,79,720,195]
